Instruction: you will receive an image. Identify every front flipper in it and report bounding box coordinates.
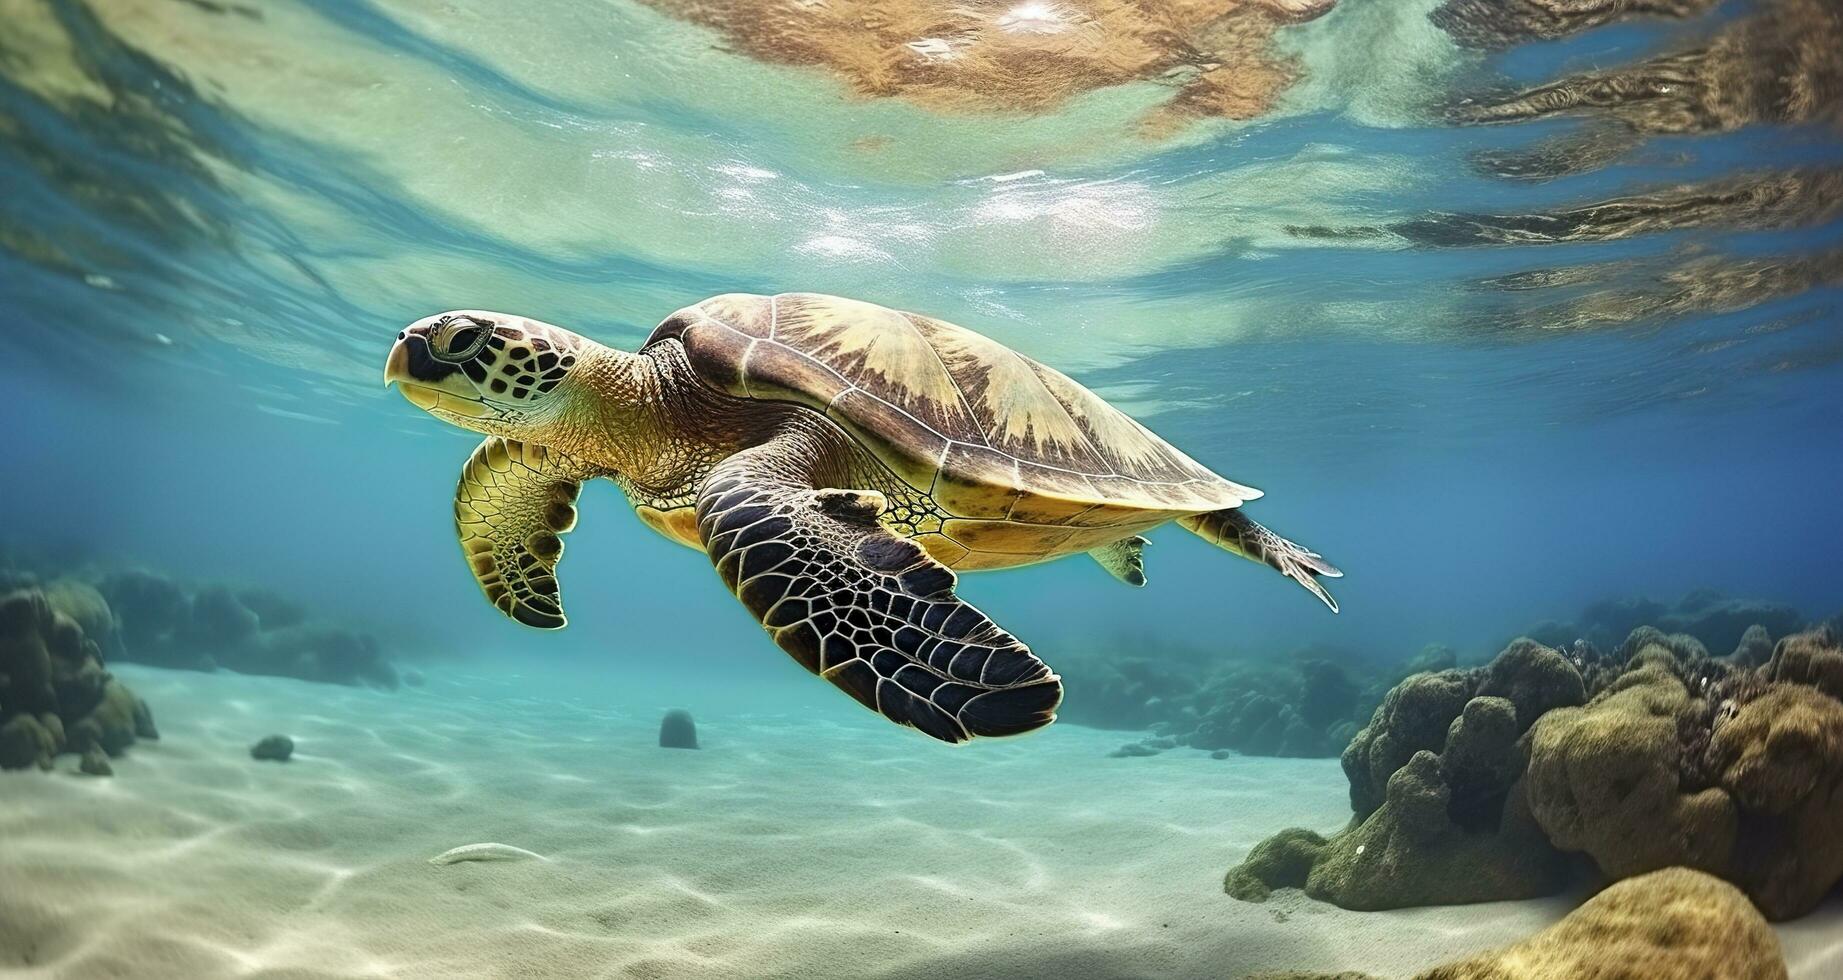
[454,437,598,629]
[695,436,1062,743]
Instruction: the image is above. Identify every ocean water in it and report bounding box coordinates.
[2,0,1841,977]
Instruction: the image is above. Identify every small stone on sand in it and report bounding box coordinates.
[251,734,294,761]
[659,708,699,749]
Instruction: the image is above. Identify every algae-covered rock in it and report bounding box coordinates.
[1233,623,1843,922]
[1229,639,1581,911]
[1730,624,1776,667]
[1524,656,1737,879]
[1414,868,1786,980]
[1704,681,1843,920]
[1224,828,1326,902]
[1525,630,1843,920]
[1764,629,1843,701]
[1477,639,1585,730]
[1561,591,1803,661]
[0,714,60,770]
[43,579,120,660]
[95,570,188,654]
[1299,751,1566,910]
[1341,669,1474,817]
[68,677,144,758]
[0,588,152,773]
[79,745,113,777]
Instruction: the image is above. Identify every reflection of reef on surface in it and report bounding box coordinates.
[0,0,242,288]
[1227,621,1843,922]
[1431,0,1718,49]
[0,588,158,774]
[1448,0,1842,178]
[1459,244,1843,338]
[1289,168,1843,247]
[642,0,1336,135]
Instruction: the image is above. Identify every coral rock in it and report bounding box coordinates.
[1705,682,1843,919]
[1,588,152,772]
[1477,638,1585,730]
[1231,640,1585,912]
[0,715,60,771]
[1729,624,1776,667]
[1224,828,1326,902]
[1342,668,1474,817]
[79,745,113,777]
[1527,631,1843,920]
[1414,868,1786,980]
[1764,629,1843,701]
[1525,657,1737,880]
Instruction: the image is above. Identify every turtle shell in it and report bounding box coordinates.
[645,293,1260,530]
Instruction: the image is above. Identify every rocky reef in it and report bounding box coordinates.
[1520,589,1806,662]
[1064,645,1401,760]
[0,560,400,690]
[0,587,157,773]
[1228,622,1843,921]
[1226,639,1581,908]
[95,569,399,689]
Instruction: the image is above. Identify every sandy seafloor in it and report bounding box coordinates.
[3,665,1839,980]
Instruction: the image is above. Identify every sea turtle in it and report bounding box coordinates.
[385,293,1340,743]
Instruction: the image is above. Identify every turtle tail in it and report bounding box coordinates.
[1178,509,1342,613]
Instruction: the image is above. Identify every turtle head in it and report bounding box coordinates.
[385,311,591,436]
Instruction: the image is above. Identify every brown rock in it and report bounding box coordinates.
[79,745,112,777]
[1414,868,1785,980]
[1524,656,1737,879]
[1765,629,1843,701]
[1706,683,1843,919]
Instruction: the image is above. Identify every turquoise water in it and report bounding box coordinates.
[1,1,1841,970]
[6,0,1839,676]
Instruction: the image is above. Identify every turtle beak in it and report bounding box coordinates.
[384,339,412,388]
[384,332,490,418]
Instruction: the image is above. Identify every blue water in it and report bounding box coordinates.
[3,0,1839,697]
[5,1,1843,977]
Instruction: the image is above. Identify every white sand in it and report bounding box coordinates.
[2,665,1838,979]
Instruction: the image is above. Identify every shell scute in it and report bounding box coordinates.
[931,443,1025,519]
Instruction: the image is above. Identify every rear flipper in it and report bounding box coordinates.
[1179,509,1342,613]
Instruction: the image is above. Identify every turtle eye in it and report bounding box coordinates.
[433,316,493,362]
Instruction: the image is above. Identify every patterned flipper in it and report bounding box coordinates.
[695,436,1062,743]
[1180,508,1343,612]
[454,437,597,629]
